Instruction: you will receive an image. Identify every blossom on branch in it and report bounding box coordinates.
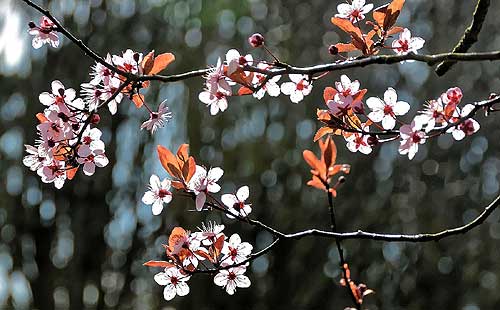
[154,267,191,301]
[28,16,59,49]
[366,87,410,130]
[140,100,173,134]
[392,28,425,55]
[213,265,251,295]
[187,166,224,211]
[398,121,426,160]
[142,174,173,215]
[221,186,252,218]
[447,104,480,141]
[280,74,313,103]
[335,0,374,23]
[221,234,253,264]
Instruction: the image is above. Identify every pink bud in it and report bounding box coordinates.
[248,33,264,48]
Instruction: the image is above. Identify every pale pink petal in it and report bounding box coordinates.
[236,186,249,202]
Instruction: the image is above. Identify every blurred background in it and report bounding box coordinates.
[1,0,500,309]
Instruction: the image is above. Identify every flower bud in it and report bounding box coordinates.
[90,114,100,125]
[248,33,264,48]
[133,52,140,62]
[28,21,37,29]
[367,135,378,146]
[328,44,338,55]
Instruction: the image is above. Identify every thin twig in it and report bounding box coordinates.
[435,0,491,76]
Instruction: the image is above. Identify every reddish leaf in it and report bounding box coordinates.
[331,17,363,43]
[66,166,78,180]
[387,26,404,36]
[334,43,358,53]
[132,93,145,108]
[384,0,405,30]
[213,235,225,258]
[238,86,254,96]
[143,260,175,268]
[176,144,189,162]
[141,50,155,75]
[36,112,48,123]
[171,180,185,189]
[323,87,337,103]
[157,145,181,178]
[372,4,388,27]
[150,53,175,75]
[314,127,334,142]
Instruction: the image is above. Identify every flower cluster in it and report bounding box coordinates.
[331,0,424,56]
[142,144,253,219]
[145,223,253,300]
[23,80,109,188]
[316,75,481,160]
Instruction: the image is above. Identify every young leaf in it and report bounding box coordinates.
[150,52,175,75]
[143,260,175,268]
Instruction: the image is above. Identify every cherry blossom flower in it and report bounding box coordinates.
[38,80,76,107]
[28,16,59,49]
[280,74,313,103]
[80,127,105,152]
[335,75,360,97]
[37,159,66,189]
[392,28,425,55]
[399,121,426,160]
[414,99,446,132]
[345,126,372,155]
[154,267,190,301]
[194,222,226,246]
[37,110,74,141]
[221,186,252,218]
[447,104,480,141]
[76,145,109,176]
[225,49,253,76]
[199,58,232,115]
[367,87,410,130]
[441,87,463,106]
[23,144,46,172]
[142,174,173,215]
[112,49,142,74]
[335,0,374,23]
[221,234,253,264]
[141,100,173,134]
[187,166,224,211]
[89,54,114,86]
[99,78,124,115]
[199,87,231,115]
[213,265,251,295]
[252,64,281,99]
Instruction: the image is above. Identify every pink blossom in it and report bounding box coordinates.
[213,265,251,295]
[392,28,425,55]
[37,159,66,189]
[187,166,224,211]
[252,63,281,99]
[414,99,446,132]
[76,145,109,176]
[367,87,410,130]
[225,49,253,76]
[345,125,372,155]
[193,221,226,246]
[38,80,76,108]
[221,186,252,218]
[141,174,173,215]
[447,104,480,141]
[112,49,142,74]
[398,121,426,160]
[335,75,360,97]
[280,74,313,103]
[154,267,191,301]
[141,100,173,134]
[221,234,253,264]
[335,0,374,23]
[28,17,59,49]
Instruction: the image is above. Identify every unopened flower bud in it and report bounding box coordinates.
[489,92,498,100]
[28,21,36,29]
[90,114,100,124]
[367,135,378,146]
[133,52,140,62]
[338,176,346,184]
[248,33,264,48]
[328,44,338,55]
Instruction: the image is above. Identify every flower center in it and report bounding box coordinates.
[383,105,393,115]
[158,189,170,198]
[228,272,236,281]
[412,132,421,143]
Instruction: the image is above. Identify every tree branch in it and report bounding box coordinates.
[435,0,491,76]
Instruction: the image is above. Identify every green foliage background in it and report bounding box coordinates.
[1,0,500,309]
